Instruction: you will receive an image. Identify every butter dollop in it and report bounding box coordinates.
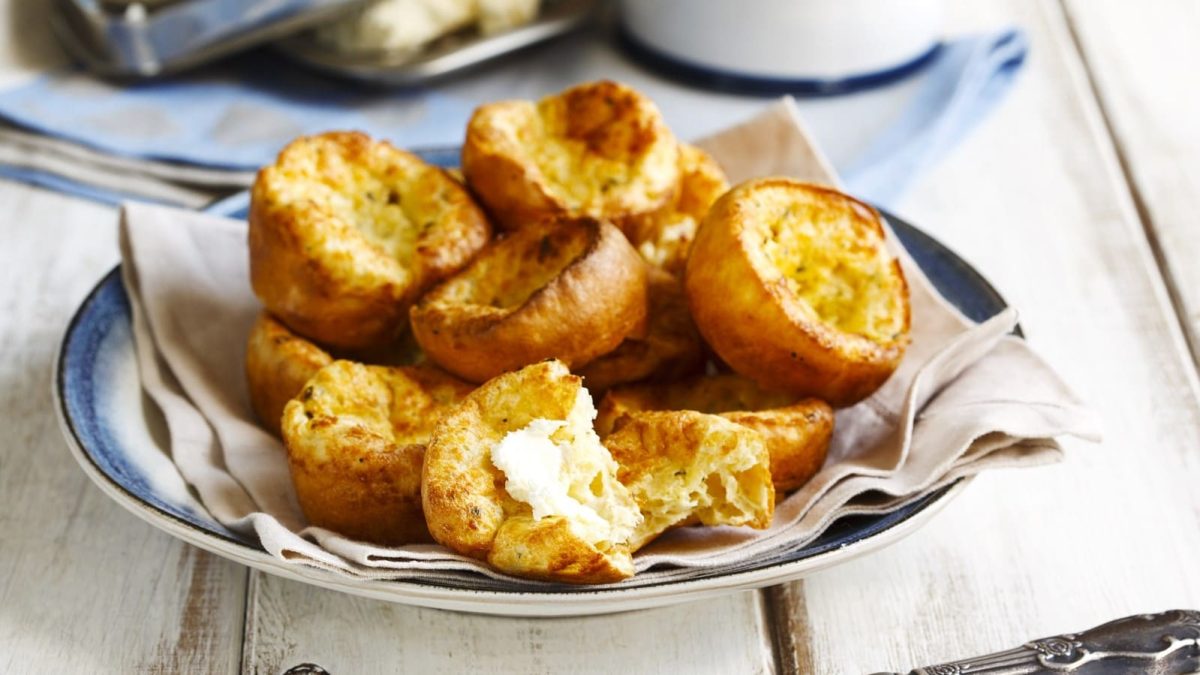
[489,390,640,545]
[490,418,610,537]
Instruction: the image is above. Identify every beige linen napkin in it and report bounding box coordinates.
[118,99,1100,588]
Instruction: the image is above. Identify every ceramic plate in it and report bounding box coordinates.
[55,212,1006,616]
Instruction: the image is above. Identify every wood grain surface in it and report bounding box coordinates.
[771,0,1200,672]
[0,184,248,673]
[242,572,775,674]
[1060,0,1200,366]
[2,0,1199,673]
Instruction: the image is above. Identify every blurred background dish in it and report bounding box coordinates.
[313,0,541,54]
[52,0,595,84]
[51,0,368,77]
[619,0,943,94]
[275,0,599,86]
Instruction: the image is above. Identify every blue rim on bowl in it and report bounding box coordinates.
[54,210,1012,613]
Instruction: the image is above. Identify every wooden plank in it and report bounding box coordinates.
[1059,0,1200,365]
[769,0,1200,672]
[0,182,247,673]
[242,570,775,674]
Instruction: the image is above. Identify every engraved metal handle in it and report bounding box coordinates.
[871,609,1200,674]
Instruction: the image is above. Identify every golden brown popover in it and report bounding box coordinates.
[621,144,729,275]
[604,411,775,551]
[249,131,491,351]
[685,178,910,407]
[410,218,648,383]
[280,360,474,546]
[595,375,833,493]
[244,312,334,437]
[422,360,642,584]
[575,266,704,392]
[462,80,680,229]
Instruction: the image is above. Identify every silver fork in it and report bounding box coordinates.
[871,609,1200,674]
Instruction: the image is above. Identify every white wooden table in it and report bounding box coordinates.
[3,1,1199,672]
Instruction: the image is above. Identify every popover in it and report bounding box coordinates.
[621,144,729,276]
[410,217,648,383]
[462,80,680,229]
[596,374,833,493]
[244,311,333,437]
[422,360,642,584]
[604,411,775,551]
[685,178,910,406]
[280,360,474,546]
[575,266,704,392]
[249,131,491,351]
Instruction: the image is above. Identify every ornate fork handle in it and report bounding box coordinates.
[877,609,1200,674]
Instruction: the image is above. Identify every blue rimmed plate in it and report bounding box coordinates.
[54,212,1006,616]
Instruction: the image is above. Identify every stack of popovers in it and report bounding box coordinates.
[239,80,911,583]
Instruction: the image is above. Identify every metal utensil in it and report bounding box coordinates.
[51,0,367,77]
[273,0,598,86]
[872,609,1200,674]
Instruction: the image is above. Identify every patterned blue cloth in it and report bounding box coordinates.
[0,29,1026,209]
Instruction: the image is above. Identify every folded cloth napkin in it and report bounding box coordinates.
[2,28,1025,209]
[118,100,1099,588]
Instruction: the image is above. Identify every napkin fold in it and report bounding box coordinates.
[118,101,1099,587]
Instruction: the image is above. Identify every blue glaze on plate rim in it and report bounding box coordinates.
[57,268,250,546]
[617,25,944,97]
[57,212,1012,594]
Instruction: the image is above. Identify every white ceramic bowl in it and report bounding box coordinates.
[620,0,942,86]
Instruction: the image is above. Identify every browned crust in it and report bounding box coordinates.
[410,218,648,383]
[576,266,704,392]
[721,403,833,493]
[249,131,491,351]
[281,360,474,546]
[288,428,432,545]
[684,178,911,406]
[596,375,834,493]
[461,103,561,230]
[462,80,679,230]
[621,144,730,275]
[244,311,333,437]
[421,361,635,584]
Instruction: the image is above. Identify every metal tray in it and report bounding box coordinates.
[274,0,599,86]
[51,0,367,77]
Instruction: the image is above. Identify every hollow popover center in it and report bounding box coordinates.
[432,222,591,311]
[748,190,907,343]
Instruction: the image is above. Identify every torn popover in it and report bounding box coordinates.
[249,131,491,351]
[596,374,833,493]
[421,360,642,584]
[280,360,474,546]
[604,411,775,551]
[409,217,648,383]
[462,80,680,229]
[685,179,911,407]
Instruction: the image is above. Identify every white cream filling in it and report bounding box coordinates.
[490,390,640,545]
